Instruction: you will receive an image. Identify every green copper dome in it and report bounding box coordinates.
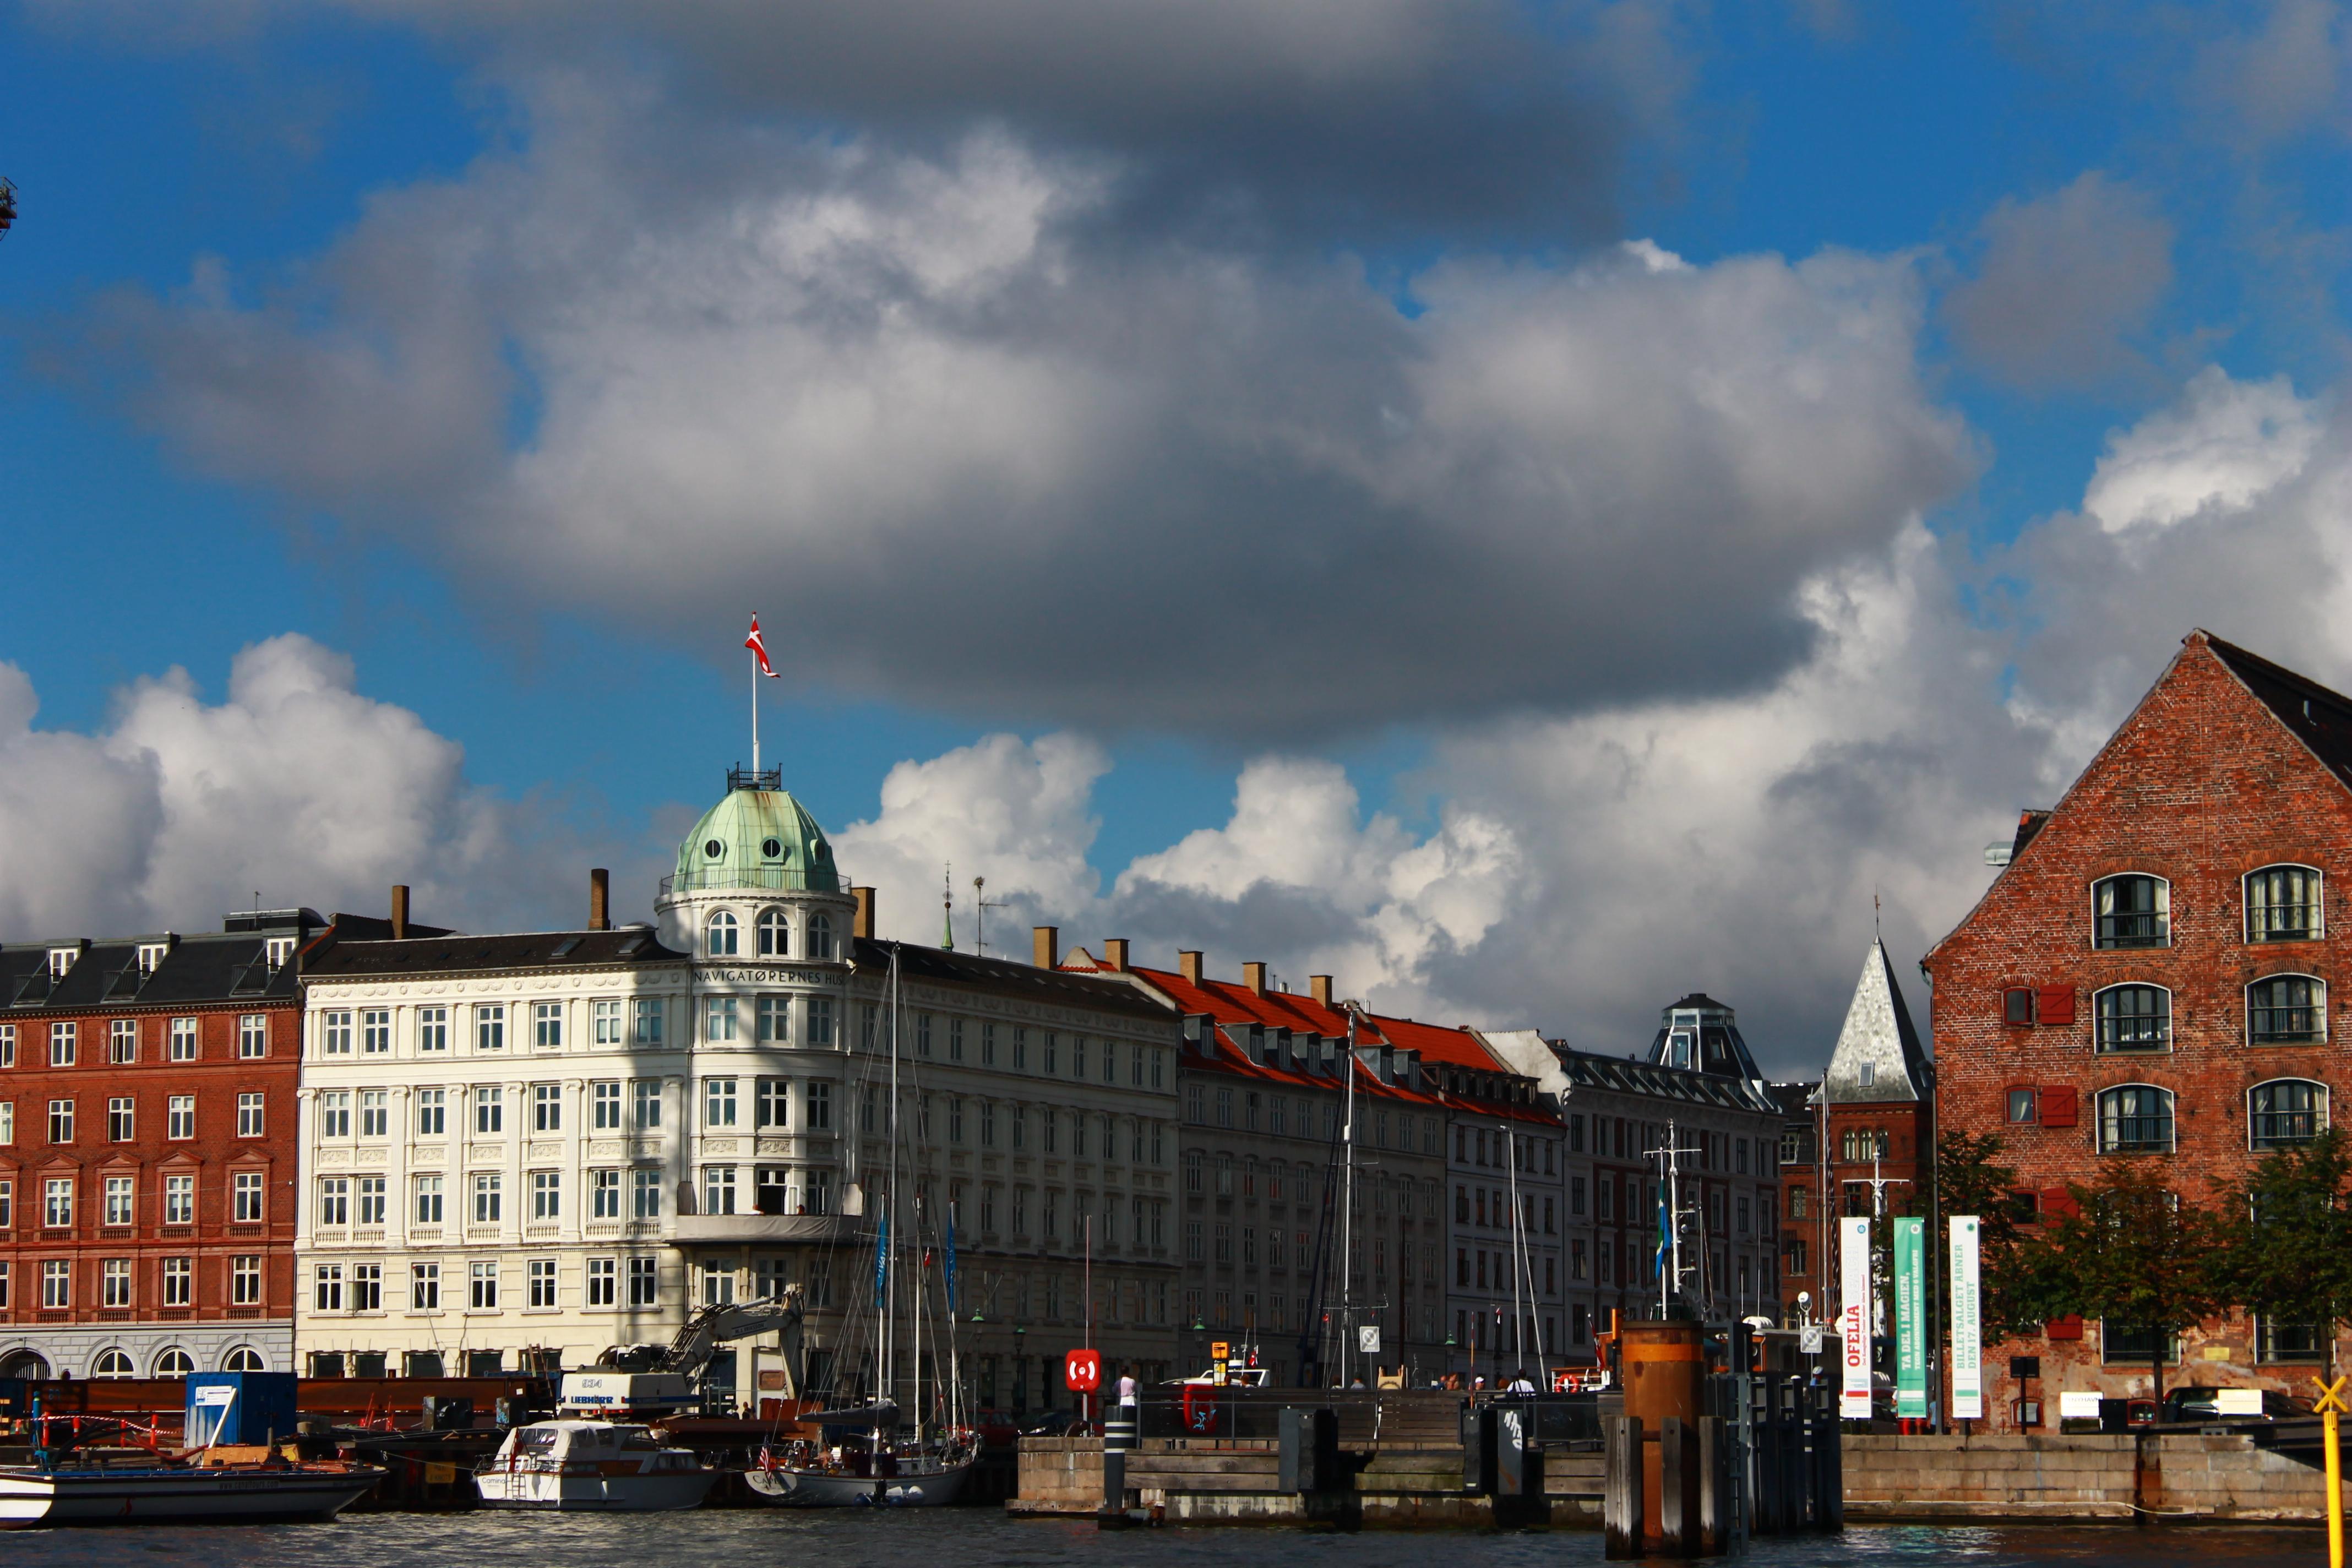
[673,787,841,894]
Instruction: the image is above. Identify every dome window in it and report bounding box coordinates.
[707,910,741,958]
[762,837,783,861]
[704,838,726,861]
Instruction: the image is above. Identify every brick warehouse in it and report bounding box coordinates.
[1927,629,2352,1427]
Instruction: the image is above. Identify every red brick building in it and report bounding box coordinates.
[1927,630,2352,1425]
[0,909,357,1379]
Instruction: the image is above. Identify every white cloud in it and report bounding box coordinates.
[2082,367,2322,534]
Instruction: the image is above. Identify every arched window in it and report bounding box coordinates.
[2093,874,2170,948]
[222,1346,266,1372]
[2097,1085,2175,1153]
[808,912,835,960]
[706,910,739,958]
[2247,865,2322,942]
[92,1348,136,1379]
[2094,984,2171,1053]
[756,908,788,958]
[2249,974,2326,1044]
[2250,1080,2328,1150]
[153,1347,194,1377]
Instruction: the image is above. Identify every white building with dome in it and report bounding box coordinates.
[295,768,1184,1411]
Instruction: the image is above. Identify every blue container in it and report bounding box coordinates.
[186,1372,299,1447]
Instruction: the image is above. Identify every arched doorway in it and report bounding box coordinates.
[0,1350,51,1379]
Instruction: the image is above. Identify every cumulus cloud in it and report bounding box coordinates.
[1942,172,2176,393]
[80,86,1972,739]
[0,635,621,940]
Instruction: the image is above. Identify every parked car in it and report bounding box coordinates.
[2162,1386,2313,1424]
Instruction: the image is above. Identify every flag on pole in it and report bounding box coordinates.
[745,614,778,677]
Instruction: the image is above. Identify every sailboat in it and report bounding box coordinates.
[745,949,979,1507]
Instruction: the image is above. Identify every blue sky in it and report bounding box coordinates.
[3,2,2349,1068]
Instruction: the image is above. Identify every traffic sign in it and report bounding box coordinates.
[1065,1348,1101,1392]
[1357,1325,1381,1354]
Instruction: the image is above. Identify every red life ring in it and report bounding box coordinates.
[1182,1384,1218,1434]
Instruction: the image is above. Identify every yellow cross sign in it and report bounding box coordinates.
[2316,1374,2349,1417]
[2317,1374,2348,1568]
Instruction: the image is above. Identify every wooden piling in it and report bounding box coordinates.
[1605,1414,1645,1559]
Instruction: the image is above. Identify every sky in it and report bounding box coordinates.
[4,1,2352,1076]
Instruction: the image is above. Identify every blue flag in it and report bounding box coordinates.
[873,1211,890,1309]
[1653,1183,1669,1283]
[944,1210,959,1315]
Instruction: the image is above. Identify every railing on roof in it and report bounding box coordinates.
[228,959,281,995]
[728,765,783,793]
[102,965,148,999]
[660,867,841,896]
[10,970,55,1006]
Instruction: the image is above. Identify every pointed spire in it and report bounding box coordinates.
[1825,938,1931,1103]
[941,863,956,951]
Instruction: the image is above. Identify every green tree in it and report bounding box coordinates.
[2217,1128,2352,1376]
[2012,1162,2230,1407]
[1932,1129,2038,1340]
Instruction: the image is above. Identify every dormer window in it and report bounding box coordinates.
[137,942,169,977]
[1858,1061,1876,1088]
[264,936,296,971]
[2247,865,2321,943]
[2093,875,2169,948]
[47,948,76,979]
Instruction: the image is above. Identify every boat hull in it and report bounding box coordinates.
[474,1467,715,1512]
[0,1465,384,1528]
[744,1457,973,1508]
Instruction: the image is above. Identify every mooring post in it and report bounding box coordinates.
[1697,1414,1725,1555]
[1605,1414,1645,1559]
[1660,1415,1700,1558]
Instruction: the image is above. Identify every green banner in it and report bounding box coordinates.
[1893,1216,1927,1419]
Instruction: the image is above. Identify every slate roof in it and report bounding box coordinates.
[852,939,1172,1019]
[2206,631,2352,789]
[1,928,311,1010]
[1821,939,1932,1104]
[1559,1049,1781,1115]
[306,926,686,978]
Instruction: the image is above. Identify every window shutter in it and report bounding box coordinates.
[2046,1315,2083,1342]
[2039,1186,2079,1217]
[2035,986,2076,1025]
[2039,1086,2077,1128]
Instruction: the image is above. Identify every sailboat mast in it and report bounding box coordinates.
[1340,1008,1357,1383]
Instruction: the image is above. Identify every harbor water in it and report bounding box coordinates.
[0,1510,2327,1567]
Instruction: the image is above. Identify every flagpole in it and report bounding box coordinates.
[751,627,760,777]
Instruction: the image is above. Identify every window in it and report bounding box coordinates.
[628,1256,660,1306]
[533,1001,563,1049]
[806,1081,831,1130]
[471,1260,499,1309]
[2250,1080,2327,1150]
[758,908,788,957]
[634,1079,662,1130]
[418,1006,449,1052]
[2095,985,2171,1052]
[137,941,168,977]
[43,1258,71,1308]
[2098,1085,2175,1153]
[105,1174,134,1226]
[707,910,739,957]
[164,1173,193,1225]
[587,1257,617,1306]
[50,1021,75,1066]
[353,1261,382,1311]
[2251,975,2326,1044]
[2259,1317,2331,1363]
[2248,865,2321,942]
[320,1090,351,1138]
[706,996,739,1043]
[706,1077,738,1127]
[48,1099,73,1143]
[232,1170,265,1222]
[592,1169,622,1219]
[109,1019,137,1064]
[231,1256,262,1305]
[532,1170,560,1219]
[632,1168,662,1219]
[0,1024,14,1068]
[361,1009,390,1054]
[318,1177,350,1227]
[417,1087,447,1136]
[2002,987,2035,1026]
[475,1086,503,1134]
[701,1258,737,1306]
[633,998,664,1046]
[360,1089,388,1137]
[0,1103,10,1145]
[808,912,835,959]
[533,1082,562,1132]
[592,1081,622,1130]
[162,1256,192,1306]
[2100,1321,2180,1365]
[757,1077,788,1129]
[2093,874,2170,948]
[592,998,624,1046]
[320,1011,352,1055]
[530,1257,557,1308]
[357,1175,386,1225]
[168,1017,198,1061]
[314,1264,345,1311]
[237,1093,264,1137]
[758,995,790,1044]
[473,1173,502,1224]
[704,1165,737,1215]
[415,1175,444,1224]
[2006,1087,2039,1125]
[411,1261,442,1309]
[476,1004,506,1052]
[108,1096,134,1141]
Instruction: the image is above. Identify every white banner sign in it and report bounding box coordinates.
[1840,1216,1874,1419]
[1950,1215,1983,1420]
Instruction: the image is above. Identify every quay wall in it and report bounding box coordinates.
[1845,1433,2351,1523]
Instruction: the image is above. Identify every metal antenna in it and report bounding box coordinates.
[941,863,956,951]
[973,876,1006,958]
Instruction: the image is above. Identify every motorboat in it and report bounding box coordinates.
[0,1417,383,1529]
[474,1420,716,1512]
[744,1434,977,1507]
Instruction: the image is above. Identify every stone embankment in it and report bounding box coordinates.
[1845,1431,2347,1523]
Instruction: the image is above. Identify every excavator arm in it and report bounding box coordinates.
[660,1283,807,1383]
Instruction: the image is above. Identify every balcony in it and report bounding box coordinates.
[660,867,840,896]
[669,1213,859,1245]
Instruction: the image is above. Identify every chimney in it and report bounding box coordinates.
[1179,950,1204,986]
[589,868,611,932]
[1310,974,1333,1007]
[1033,925,1059,969]
[1243,961,1268,997]
[1102,938,1130,972]
[390,884,410,941]
[853,887,876,941]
